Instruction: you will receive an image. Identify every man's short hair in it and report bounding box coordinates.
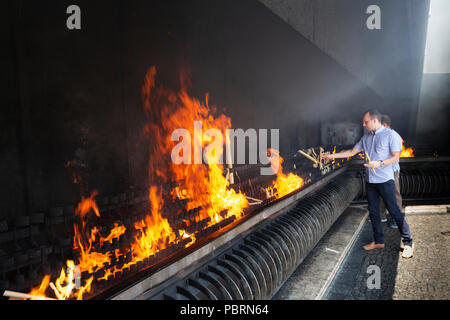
[381,114,391,126]
[364,109,382,122]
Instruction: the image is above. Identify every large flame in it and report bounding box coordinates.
[140,66,248,227]
[26,66,254,300]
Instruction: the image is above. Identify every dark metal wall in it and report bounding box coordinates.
[260,0,431,143]
[1,0,407,221]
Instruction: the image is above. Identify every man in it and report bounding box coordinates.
[380,114,402,229]
[323,109,414,258]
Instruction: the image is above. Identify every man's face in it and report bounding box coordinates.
[362,113,378,131]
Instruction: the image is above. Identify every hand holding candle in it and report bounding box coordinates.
[364,152,376,173]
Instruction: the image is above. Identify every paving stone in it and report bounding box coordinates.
[324,210,449,300]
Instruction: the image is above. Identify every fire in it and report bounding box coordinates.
[26,66,252,300]
[75,191,100,231]
[267,148,304,198]
[131,186,177,260]
[205,152,248,224]
[179,229,196,248]
[49,260,93,300]
[100,223,127,246]
[28,192,115,299]
[140,66,248,227]
[400,140,415,158]
[74,227,112,274]
[73,192,112,274]
[29,275,50,300]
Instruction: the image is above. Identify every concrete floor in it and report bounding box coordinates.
[273,204,450,300]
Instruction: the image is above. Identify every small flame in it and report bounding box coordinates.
[100,223,126,246]
[400,140,414,158]
[75,191,100,223]
[267,149,304,199]
[179,229,196,247]
[49,260,93,300]
[29,275,50,300]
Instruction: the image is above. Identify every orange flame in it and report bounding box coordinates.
[29,275,50,299]
[204,152,248,224]
[28,66,253,299]
[49,260,93,300]
[73,192,112,274]
[75,190,100,227]
[140,66,248,227]
[267,149,304,199]
[100,223,126,246]
[400,139,415,158]
[130,186,177,260]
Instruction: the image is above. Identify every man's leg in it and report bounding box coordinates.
[378,180,413,246]
[388,170,403,228]
[366,182,384,245]
[379,198,387,222]
[394,170,402,209]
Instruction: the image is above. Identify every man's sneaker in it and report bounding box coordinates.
[368,217,388,222]
[402,243,414,258]
[389,221,398,229]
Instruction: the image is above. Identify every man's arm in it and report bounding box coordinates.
[322,145,362,159]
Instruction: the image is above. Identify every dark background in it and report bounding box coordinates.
[1,0,447,220]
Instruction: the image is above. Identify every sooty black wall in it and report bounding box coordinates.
[0,0,381,219]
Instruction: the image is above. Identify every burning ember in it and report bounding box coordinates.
[400,140,415,158]
[267,148,304,198]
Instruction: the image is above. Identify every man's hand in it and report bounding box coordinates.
[364,160,381,169]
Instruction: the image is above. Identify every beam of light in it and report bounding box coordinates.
[423,0,450,74]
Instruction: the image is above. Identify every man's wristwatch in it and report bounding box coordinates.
[380,160,385,167]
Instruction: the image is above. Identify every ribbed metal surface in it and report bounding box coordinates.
[147,174,360,300]
[352,166,450,203]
